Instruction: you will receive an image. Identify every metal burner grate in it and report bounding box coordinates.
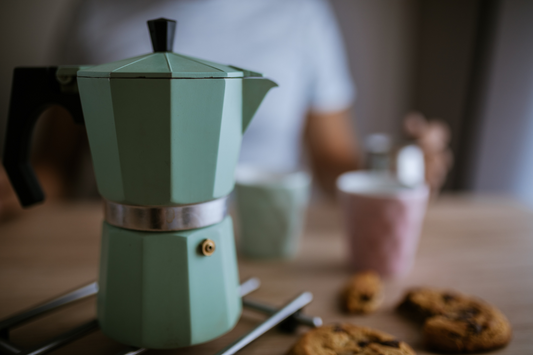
[0,279,321,355]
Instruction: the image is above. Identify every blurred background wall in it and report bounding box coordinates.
[0,0,75,134]
[330,0,416,142]
[1,0,533,206]
[468,0,533,208]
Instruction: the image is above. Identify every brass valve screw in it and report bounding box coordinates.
[201,239,216,256]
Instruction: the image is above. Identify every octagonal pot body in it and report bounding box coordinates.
[97,216,241,349]
[78,77,244,205]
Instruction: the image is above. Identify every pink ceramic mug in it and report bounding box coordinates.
[337,171,429,277]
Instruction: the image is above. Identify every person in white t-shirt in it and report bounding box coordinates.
[0,0,359,218]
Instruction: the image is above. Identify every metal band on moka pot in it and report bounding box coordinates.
[104,196,228,232]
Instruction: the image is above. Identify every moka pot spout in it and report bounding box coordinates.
[242,77,277,132]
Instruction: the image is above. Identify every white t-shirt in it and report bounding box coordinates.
[63,0,355,172]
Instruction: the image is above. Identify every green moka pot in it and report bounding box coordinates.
[77,26,277,206]
[2,18,276,349]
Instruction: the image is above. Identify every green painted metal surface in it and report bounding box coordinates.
[168,79,226,203]
[242,78,277,133]
[98,217,241,349]
[76,77,124,202]
[77,76,276,206]
[77,52,245,78]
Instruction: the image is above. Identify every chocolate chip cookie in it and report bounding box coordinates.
[397,288,511,353]
[343,271,383,314]
[287,323,415,355]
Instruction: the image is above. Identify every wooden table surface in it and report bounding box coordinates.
[0,195,532,354]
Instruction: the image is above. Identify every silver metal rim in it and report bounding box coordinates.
[104,197,228,232]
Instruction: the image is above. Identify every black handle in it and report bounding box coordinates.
[2,67,84,207]
[148,18,177,52]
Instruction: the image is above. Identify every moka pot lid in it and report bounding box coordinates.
[77,18,258,79]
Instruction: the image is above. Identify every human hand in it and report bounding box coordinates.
[403,112,453,195]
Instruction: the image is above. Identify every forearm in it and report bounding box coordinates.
[304,108,360,195]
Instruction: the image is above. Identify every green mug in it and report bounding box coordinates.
[235,166,311,259]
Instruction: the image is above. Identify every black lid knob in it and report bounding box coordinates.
[148,18,176,52]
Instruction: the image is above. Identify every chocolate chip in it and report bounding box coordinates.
[333,325,344,332]
[468,307,480,315]
[457,307,480,320]
[359,294,371,301]
[448,332,462,339]
[378,340,400,348]
[442,293,456,303]
[468,322,483,334]
[357,341,369,347]
[456,314,472,321]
